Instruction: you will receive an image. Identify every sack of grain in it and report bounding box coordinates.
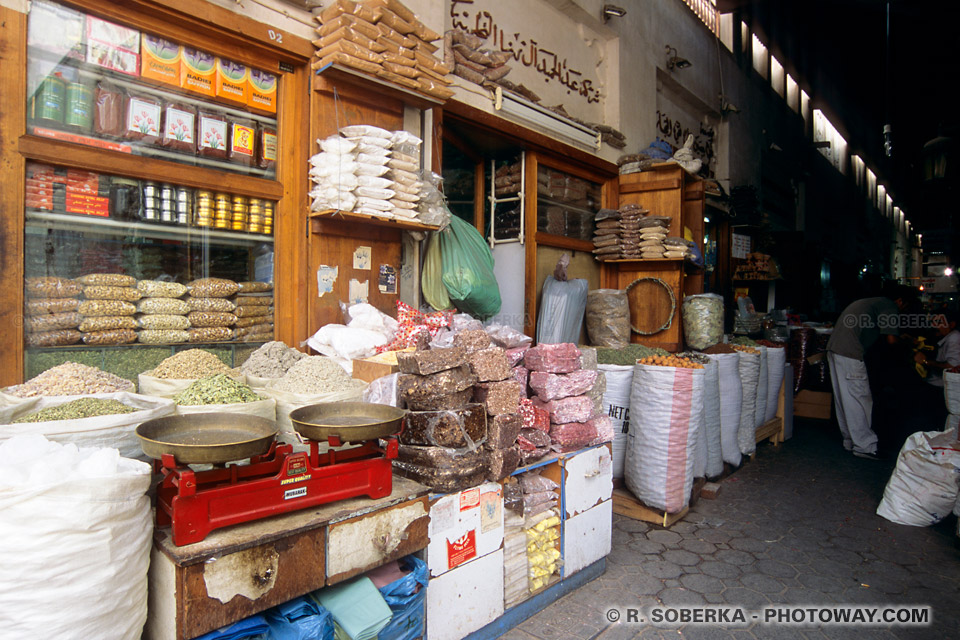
[706,352,742,466]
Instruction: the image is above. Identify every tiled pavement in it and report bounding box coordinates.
[502,419,960,639]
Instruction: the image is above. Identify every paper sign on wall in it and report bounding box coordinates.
[732,233,751,259]
[353,246,371,270]
[460,488,480,511]
[348,279,368,304]
[317,265,337,296]
[446,530,477,570]
[480,490,502,534]
[378,265,397,294]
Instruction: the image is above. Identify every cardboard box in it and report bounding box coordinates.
[426,550,504,640]
[563,499,612,576]
[215,57,249,104]
[181,47,216,96]
[352,358,399,383]
[86,16,139,76]
[794,390,832,420]
[248,68,277,113]
[140,34,181,86]
[562,445,612,518]
[427,482,503,578]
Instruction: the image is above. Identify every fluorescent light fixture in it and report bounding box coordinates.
[602,4,627,20]
[493,87,601,151]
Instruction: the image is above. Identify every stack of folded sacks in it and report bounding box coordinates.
[340,125,395,218]
[663,237,694,260]
[494,161,522,198]
[617,204,645,258]
[395,345,486,492]
[387,130,422,220]
[443,30,511,87]
[312,0,454,102]
[592,210,621,261]
[637,215,673,259]
[309,135,360,212]
[525,343,614,453]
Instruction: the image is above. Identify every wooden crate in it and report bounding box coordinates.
[794,390,832,420]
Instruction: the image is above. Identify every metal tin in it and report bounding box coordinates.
[33,74,66,124]
[232,222,245,231]
[160,200,175,211]
[143,196,159,209]
[64,82,93,131]
[249,198,263,208]
[176,210,189,225]
[214,218,230,229]
[232,195,247,205]
[142,208,160,221]
[159,209,174,223]
[215,193,231,203]
[176,203,191,215]
[247,224,262,233]
[176,188,191,204]
[195,216,212,228]
[143,182,159,198]
[160,184,175,199]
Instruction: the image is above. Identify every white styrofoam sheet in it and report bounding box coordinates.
[563,446,613,517]
[562,500,612,576]
[427,482,504,577]
[426,549,505,640]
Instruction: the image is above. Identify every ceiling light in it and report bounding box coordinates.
[602,4,627,21]
[946,267,954,277]
[665,45,691,70]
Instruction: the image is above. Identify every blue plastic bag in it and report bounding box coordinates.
[377,556,429,640]
[439,214,502,319]
[265,595,335,640]
[194,614,270,640]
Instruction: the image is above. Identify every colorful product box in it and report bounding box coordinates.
[215,57,250,104]
[140,34,181,86]
[85,16,140,76]
[181,47,216,97]
[248,68,277,114]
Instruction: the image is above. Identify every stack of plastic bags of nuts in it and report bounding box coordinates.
[135,279,190,344]
[185,278,239,343]
[77,273,140,346]
[23,277,84,347]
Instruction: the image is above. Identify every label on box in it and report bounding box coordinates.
[480,489,502,534]
[446,530,477,570]
[126,97,160,137]
[66,192,109,216]
[460,488,480,511]
[216,58,249,104]
[181,47,216,96]
[86,16,140,76]
[198,115,227,152]
[248,68,277,113]
[231,123,255,157]
[141,34,181,85]
[163,107,195,145]
[261,130,278,162]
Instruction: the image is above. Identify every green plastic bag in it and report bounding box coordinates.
[439,214,502,319]
[422,231,453,311]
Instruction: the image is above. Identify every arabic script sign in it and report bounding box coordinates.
[450,0,602,104]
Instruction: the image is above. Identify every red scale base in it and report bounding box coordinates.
[154,437,398,546]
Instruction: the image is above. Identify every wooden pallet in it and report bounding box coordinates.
[612,488,689,527]
[755,416,784,447]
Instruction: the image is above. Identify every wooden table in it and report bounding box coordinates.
[146,476,430,640]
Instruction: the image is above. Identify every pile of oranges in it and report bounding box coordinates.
[730,345,760,355]
[637,355,704,369]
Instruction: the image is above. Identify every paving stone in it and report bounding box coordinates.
[716,587,771,607]
[729,537,769,553]
[679,539,718,555]
[701,561,743,579]
[639,559,683,579]
[738,572,786,594]
[656,587,706,606]
[796,573,845,593]
[622,573,666,597]
[615,518,651,534]
[754,558,798,579]
[679,573,726,594]
[647,530,683,545]
[628,539,666,554]
[662,549,701,566]
[715,550,757,566]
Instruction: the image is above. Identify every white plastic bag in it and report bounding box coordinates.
[536,275,588,345]
[174,397,277,421]
[599,364,634,478]
[764,346,786,421]
[0,435,152,639]
[944,372,960,415]
[877,429,960,526]
[0,392,175,460]
[681,293,723,350]
[702,358,723,478]
[737,351,760,455]
[306,324,390,361]
[755,346,768,429]
[138,371,248,399]
[363,373,401,407]
[625,362,704,513]
[707,352,742,466]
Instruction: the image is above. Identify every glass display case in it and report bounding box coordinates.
[21,0,282,374]
[536,164,602,242]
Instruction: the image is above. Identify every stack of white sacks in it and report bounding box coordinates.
[309,125,424,221]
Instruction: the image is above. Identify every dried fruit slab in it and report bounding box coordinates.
[519,446,550,466]
[529,369,598,401]
[505,346,528,367]
[394,460,486,493]
[398,443,484,468]
[473,379,522,416]
[453,328,491,352]
[532,395,594,424]
[524,342,582,373]
[404,387,474,411]
[549,419,599,451]
[485,446,520,481]
[579,347,598,370]
[517,428,551,450]
[485,413,522,450]
[401,404,487,448]
[466,346,511,382]
[511,366,529,397]
[396,346,466,375]
[399,365,476,401]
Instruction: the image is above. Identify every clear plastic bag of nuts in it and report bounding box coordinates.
[188,327,234,342]
[78,316,139,332]
[186,297,237,313]
[138,329,190,344]
[25,277,84,298]
[25,329,82,347]
[76,273,137,287]
[137,280,188,298]
[137,314,191,330]
[83,285,142,302]
[188,278,239,298]
[81,329,137,345]
[137,297,190,315]
[187,311,237,327]
[78,300,137,317]
[24,312,82,332]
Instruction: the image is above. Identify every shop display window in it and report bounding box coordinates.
[536,165,601,242]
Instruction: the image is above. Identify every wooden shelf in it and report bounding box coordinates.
[19,135,284,200]
[310,209,440,232]
[535,232,593,252]
[312,63,446,111]
[600,258,685,263]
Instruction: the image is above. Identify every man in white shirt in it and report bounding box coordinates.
[916,311,960,387]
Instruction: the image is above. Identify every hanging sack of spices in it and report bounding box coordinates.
[706,350,742,466]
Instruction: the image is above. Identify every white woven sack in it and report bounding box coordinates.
[707,352,742,466]
[138,370,247,399]
[0,392,175,460]
[599,364,633,478]
[877,429,960,526]
[754,346,768,429]
[692,406,707,479]
[737,351,760,455]
[702,359,723,478]
[0,437,152,639]
[625,362,704,513]
[944,372,960,415]
[946,414,960,431]
[764,347,787,421]
[261,382,367,433]
[245,374,281,391]
[174,397,277,421]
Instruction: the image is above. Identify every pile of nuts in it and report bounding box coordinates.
[637,355,705,369]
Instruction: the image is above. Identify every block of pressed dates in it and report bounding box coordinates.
[532,395,594,424]
[466,346,512,382]
[485,413,522,450]
[396,346,466,375]
[401,404,487,448]
[549,419,599,451]
[523,342,581,373]
[399,365,476,403]
[485,446,520,481]
[403,387,475,411]
[452,329,492,352]
[519,446,550,466]
[397,443,484,469]
[528,369,598,401]
[517,428,551,451]
[473,379,522,416]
